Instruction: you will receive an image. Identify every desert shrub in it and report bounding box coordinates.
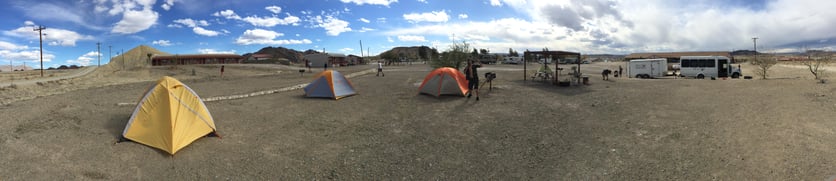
[432,41,471,69]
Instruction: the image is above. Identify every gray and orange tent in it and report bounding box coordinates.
[418,67,468,97]
[304,70,357,100]
[120,76,219,155]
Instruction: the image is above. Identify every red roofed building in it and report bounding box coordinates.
[151,54,244,66]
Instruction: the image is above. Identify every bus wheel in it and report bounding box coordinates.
[732,73,740,78]
[697,74,705,79]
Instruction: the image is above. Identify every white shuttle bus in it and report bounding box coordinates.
[679,56,741,79]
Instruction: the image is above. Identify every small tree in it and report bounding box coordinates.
[509,48,518,57]
[751,53,777,79]
[803,50,831,80]
[432,41,471,69]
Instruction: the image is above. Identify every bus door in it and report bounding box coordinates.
[718,59,729,77]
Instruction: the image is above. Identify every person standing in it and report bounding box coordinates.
[324,62,328,71]
[305,60,311,72]
[601,69,610,80]
[220,65,225,78]
[465,60,480,101]
[376,61,384,77]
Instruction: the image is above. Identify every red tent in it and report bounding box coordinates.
[418,67,468,97]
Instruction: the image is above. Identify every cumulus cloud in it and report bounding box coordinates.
[67,51,100,66]
[3,24,94,46]
[112,9,159,34]
[340,0,398,6]
[489,0,502,6]
[0,41,28,50]
[403,10,449,23]
[311,15,352,36]
[417,0,427,3]
[398,35,428,42]
[235,29,313,45]
[109,0,160,34]
[213,9,242,20]
[161,0,175,10]
[340,48,354,53]
[387,36,394,42]
[193,27,221,36]
[152,40,172,46]
[458,14,468,19]
[198,49,236,54]
[0,49,55,64]
[358,18,371,23]
[265,6,282,14]
[242,15,301,27]
[173,18,210,27]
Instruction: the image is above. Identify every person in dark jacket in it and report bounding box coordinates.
[465,60,480,101]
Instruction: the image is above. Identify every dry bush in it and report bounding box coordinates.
[751,53,777,79]
[803,50,832,80]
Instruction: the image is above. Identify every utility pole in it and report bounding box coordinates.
[33,26,46,77]
[752,37,758,52]
[97,42,101,66]
[109,45,112,62]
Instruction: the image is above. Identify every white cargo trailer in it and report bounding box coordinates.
[628,58,668,78]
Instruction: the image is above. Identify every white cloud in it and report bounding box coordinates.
[235,29,313,45]
[112,8,159,34]
[398,35,428,42]
[377,17,387,23]
[458,14,468,19]
[340,0,398,6]
[357,27,376,32]
[107,0,160,34]
[22,2,107,31]
[242,15,301,27]
[489,0,502,6]
[198,49,236,54]
[67,51,101,66]
[417,0,427,3]
[0,49,56,65]
[193,27,221,36]
[312,15,352,36]
[265,6,282,14]
[387,36,394,42]
[403,10,449,23]
[340,48,354,53]
[161,0,175,10]
[358,18,371,23]
[173,18,210,28]
[0,41,28,50]
[213,9,242,20]
[3,25,94,46]
[152,40,172,46]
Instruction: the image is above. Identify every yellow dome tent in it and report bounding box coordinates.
[120,76,219,155]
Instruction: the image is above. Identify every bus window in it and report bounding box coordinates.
[681,59,690,67]
[707,59,716,67]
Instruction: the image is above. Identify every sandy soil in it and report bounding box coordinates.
[1,62,836,179]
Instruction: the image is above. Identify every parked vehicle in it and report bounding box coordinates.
[503,57,522,64]
[679,56,741,79]
[627,58,667,78]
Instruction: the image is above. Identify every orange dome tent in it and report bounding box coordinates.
[418,67,469,97]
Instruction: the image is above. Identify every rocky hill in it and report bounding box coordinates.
[103,45,170,71]
[378,46,438,60]
[243,46,314,63]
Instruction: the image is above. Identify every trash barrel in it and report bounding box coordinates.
[582,75,589,85]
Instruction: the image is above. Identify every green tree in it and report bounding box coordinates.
[509,48,518,57]
[380,51,398,65]
[471,48,478,57]
[432,41,471,69]
[480,48,489,55]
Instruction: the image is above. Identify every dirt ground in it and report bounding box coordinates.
[1,62,836,179]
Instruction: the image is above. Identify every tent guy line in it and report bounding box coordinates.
[115,68,376,106]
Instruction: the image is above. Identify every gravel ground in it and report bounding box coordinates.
[1,62,835,179]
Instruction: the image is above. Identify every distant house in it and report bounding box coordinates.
[346,55,364,65]
[151,54,243,66]
[248,54,273,61]
[304,53,347,67]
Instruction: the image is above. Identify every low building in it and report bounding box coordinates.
[304,53,347,67]
[248,54,273,61]
[151,54,244,66]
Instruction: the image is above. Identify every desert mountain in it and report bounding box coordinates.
[378,46,439,60]
[103,45,171,71]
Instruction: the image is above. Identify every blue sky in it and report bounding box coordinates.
[0,0,833,69]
